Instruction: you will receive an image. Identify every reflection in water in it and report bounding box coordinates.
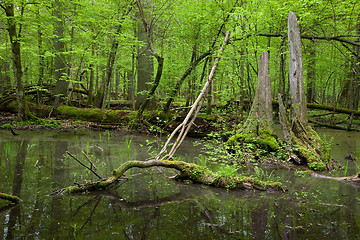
[0,130,359,239]
[4,140,28,240]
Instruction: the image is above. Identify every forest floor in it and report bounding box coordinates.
[0,105,359,134]
[0,109,243,136]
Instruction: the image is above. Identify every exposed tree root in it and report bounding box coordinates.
[57,160,284,195]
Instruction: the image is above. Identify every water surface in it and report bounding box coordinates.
[0,129,359,239]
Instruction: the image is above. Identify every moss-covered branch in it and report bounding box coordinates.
[0,193,21,204]
[59,160,283,195]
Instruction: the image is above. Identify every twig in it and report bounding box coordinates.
[10,126,19,136]
[81,150,98,170]
[66,151,102,179]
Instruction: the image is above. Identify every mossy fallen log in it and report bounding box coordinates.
[58,160,284,195]
[29,104,134,125]
[0,193,21,204]
[307,103,360,117]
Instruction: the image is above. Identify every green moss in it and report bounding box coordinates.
[227,128,280,153]
[308,162,326,171]
[55,106,131,125]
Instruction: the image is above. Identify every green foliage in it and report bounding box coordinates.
[252,166,276,182]
[294,170,312,177]
[1,120,61,129]
[308,162,326,171]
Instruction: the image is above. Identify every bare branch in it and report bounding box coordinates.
[66,151,102,179]
[241,33,360,47]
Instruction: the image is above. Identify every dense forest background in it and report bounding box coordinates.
[0,0,359,121]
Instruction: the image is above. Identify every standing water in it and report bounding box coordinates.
[0,129,359,239]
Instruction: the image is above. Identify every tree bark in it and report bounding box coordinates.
[288,12,307,124]
[242,51,273,132]
[136,55,164,118]
[53,0,68,106]
[135,0,155,110]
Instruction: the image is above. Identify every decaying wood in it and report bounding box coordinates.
[288,11,307,124]
[279,12,337,171]
[0,192,21,204]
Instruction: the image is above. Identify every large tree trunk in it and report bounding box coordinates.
[53,0,68,106]
[242,51,273,132]
[227,52,279,155]
[135,0,155,110]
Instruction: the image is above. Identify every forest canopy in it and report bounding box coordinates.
[0,0,359,119]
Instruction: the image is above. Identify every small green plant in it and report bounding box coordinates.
[344,160,349,177]
[72,223,78,240]
[295,170,311,177]
[125,137,132,179]
[196,154,208,166]
[252,166,275,182]
[106,130,110,143]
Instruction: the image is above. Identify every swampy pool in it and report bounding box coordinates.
[0,129,359,239]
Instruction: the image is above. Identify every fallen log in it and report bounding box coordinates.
[309,119,357,131]
[57,160,284,194]
[307,103,360,117]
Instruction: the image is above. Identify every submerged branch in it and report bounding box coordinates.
[66,151,102,179]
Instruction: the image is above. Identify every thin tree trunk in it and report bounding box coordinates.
[163,50,211,113]
[115,68,120,100]
[278,38,287,100]
[37,7,44,104]
[100,24,122,109]
[306,40,316,103]
[3,3,27,121]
